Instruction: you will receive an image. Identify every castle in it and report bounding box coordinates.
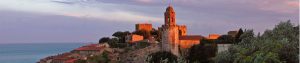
[134,5,221,56]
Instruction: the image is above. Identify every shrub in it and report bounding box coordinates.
[147,51,178,63]
[214,20,299,63]
[186,39,217,63]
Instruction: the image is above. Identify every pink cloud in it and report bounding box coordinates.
[254,0,299,14]
[286,1,299,8]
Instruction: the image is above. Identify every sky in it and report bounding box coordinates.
[0,0,298,43]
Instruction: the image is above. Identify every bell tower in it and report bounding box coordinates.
[164,5,176,26]
[161,5,180,56]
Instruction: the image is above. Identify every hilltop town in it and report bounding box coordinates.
[38,5,242,63]
[38,5,299,63]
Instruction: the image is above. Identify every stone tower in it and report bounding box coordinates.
[164,5,176,26]
[161,5,180,56]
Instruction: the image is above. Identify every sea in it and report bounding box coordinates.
[0,43,86,63]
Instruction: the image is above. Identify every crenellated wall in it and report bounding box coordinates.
[135,23,152,32]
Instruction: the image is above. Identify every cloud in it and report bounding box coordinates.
[0,0,163,23]
[252,0,299,14]
[286,0,299,8]
[0,0,298,43]
[51,0,75,4]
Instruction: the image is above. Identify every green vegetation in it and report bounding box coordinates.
[98,31,130,48]
[99,37,110,44]
[186,39,218,63]
[75,51,110,63]
[147,51,178,63]
[216,35,235,44]
[100,37,127,48]
[112,31,131,43]
[235,28,244,43]
[98,29,160,48]
[215,28,244,44]
[134,41,150,49]
[215,21,299,63]
[151,28,161,42]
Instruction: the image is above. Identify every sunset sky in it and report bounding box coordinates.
[0,0,298,43]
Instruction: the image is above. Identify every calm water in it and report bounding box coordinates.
[0,43,85,63]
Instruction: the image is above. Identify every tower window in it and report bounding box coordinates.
[168,18,170,23]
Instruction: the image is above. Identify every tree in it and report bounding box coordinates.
[135,41,150,49]
[215,35,235,44]
[187,39,217,63]
[99,37,110,44]
[238,29,254,45]
[112,31,130,38]
[107,38,119,48]
[150,28,161,42]
[150,28,159,36]
[112,31,130,43]
[262,20,299,63]
[235,28,244,43]
[214,51,234,63]
[215,20,299,63]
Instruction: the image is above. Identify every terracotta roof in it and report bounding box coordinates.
[65,58,77,63]
[74,44,104,51]
[179,35,205,40]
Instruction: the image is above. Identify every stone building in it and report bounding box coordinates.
[179,35,205,48]
[159,5,180,56]
[159,5,205,56]
[125,34,144,43]
[178,25,187,36]
[207,34,221,40]
[135,23,152,32]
